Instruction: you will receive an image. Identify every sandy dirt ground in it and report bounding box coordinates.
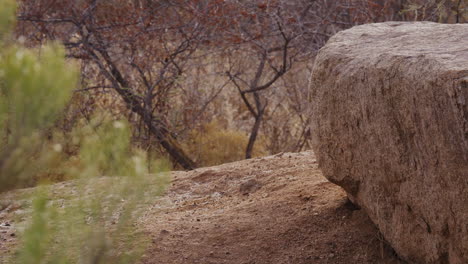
[1,151,405,264]
[139,152,404,264]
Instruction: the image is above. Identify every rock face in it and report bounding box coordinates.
[310,22,468,264]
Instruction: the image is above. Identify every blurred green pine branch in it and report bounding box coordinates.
[0,1,169,263]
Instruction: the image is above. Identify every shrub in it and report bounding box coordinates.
[14,118,169,264]
[183,120,267,167]
[0,35,77,191]
[0,1,168,263]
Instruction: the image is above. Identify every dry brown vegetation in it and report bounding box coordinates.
[14,0,467,171]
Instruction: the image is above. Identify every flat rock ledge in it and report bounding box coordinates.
[311,22,468,264]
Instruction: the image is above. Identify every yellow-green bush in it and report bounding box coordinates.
[0,0,15,39]
[0,1,168,263]
[15,118,169,264]
[0,37,77,190]
[183,120,267,167]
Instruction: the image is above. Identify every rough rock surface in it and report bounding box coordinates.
[310,22,468,264]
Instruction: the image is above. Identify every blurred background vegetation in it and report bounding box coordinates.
[3,0,464,172]
[9,0,465,171]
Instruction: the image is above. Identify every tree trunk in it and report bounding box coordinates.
[106,65,196,170]
[246,113,263,159]
[147,120,196,170]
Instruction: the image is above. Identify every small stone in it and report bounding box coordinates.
[239,179,262,195]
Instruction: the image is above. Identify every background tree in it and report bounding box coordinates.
[16,0,213,169]
[14,0,467,168]
[224,1,299,158]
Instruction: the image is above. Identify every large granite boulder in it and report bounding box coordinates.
[310,22,468,264]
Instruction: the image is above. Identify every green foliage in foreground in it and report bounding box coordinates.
[0,43,77,191]
[0,0,169,263]
[0,0,15,39]
[14,119,169,264]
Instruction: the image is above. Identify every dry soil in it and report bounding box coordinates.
[139,152,404,264]
[1,151,405,264]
